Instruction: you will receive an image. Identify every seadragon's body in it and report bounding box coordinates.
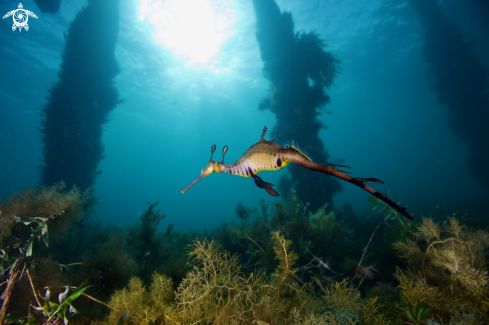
[181,126,413,221]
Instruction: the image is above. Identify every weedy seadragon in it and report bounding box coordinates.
[181,126,413,221]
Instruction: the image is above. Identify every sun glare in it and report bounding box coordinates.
[138,0,237,69]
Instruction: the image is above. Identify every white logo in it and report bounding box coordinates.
[3,3,38,32]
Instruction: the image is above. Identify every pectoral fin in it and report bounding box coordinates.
[265,187,279,196]
[252,174,280,196]
[253,174,272,188]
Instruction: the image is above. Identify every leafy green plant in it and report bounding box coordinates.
[399,300,434,325]
[32,281,92,324]
[3,314,36,324]
[368,195,410,223]
[368,196,415,241]
[0,212,100,324]
[0,214,58,323]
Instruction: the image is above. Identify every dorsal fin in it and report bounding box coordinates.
[286,145,312,162]
[270,134,294,143]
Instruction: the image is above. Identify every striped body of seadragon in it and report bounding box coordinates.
[181,126,413,220]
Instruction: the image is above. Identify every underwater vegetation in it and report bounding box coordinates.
[0,186,190,323]
[252,0,342,212]
[40,0,120,191]
[98,206,489,325]
[1,184,488,324]
[216,194,356,280]
[215,192,417,288]
[0,183,91,242]
[99,233,390,325]
[408,0,489,194]
[394,216,489,321]
[0,183,93,323]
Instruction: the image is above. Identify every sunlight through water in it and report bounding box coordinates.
[138,0,237,69]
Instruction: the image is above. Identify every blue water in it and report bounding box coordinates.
[1,0,488,230]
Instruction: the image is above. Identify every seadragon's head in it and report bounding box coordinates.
[180,144,228,194]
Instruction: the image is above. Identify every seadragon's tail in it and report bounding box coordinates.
[285,152,413,221]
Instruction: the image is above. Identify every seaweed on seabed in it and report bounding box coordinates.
[100,233,299,324]
[217,195,356,282]
[129,201,167,281]
[100,230,391,324]
[394,216,489,322]
[0,184,95,323]
[102,273,174,325]
[173,239,273,324]
[171,232,310,324]
[310,279,390,325]
[0,183,90,241]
